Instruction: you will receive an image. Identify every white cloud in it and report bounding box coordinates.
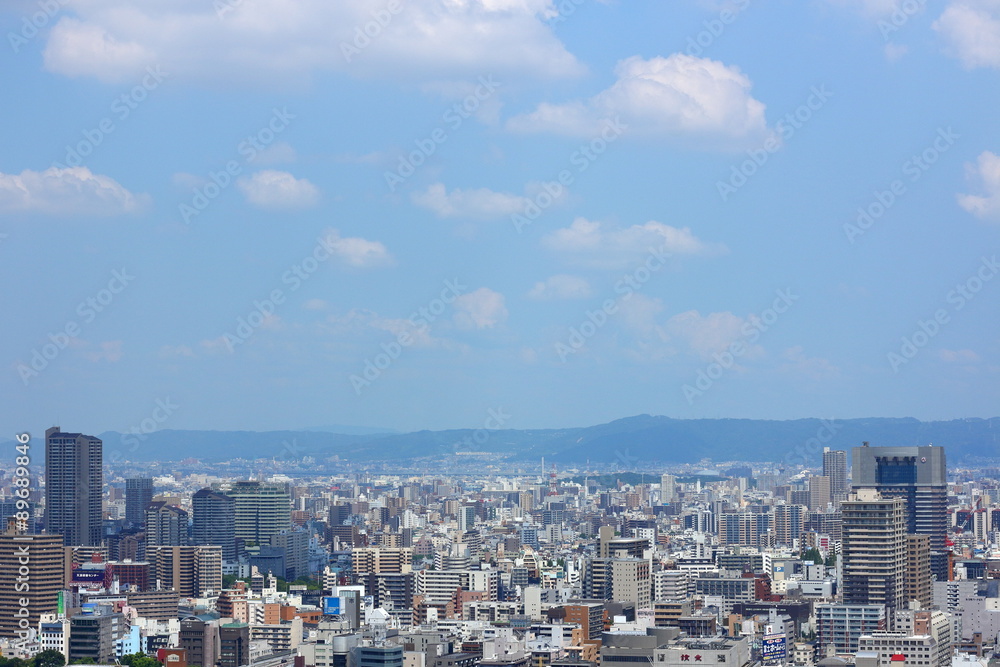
[934,0,1000,69]
[780,346,840,379]
[666,309,754,361]
[527,274,592,300]
[320,229,393,268]
[249,141,298,165]
[412,182,541,219]
[84,340,124,363]
[237,170,319,209]
[542,217,726,268]
[507,54,771,147]
[303,298,330,311]
[958,151,1000,221]
[41,0,584,86]
[454,288,508,329]
[0,167,144,216]
[939,348,981,363]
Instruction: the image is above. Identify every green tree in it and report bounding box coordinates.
[801,547,822,564]
[120,652,161,667]
[825,553,837,567]
[31,650,65,667]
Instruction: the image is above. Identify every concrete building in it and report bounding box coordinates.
[841,490,906,609]
[816,604,887,654]
[145,502,189,547]
[192,488,236,562]
[0,529,67,638]
[852,444,948,579]
[125,478,154,527]
[45,427,103,546]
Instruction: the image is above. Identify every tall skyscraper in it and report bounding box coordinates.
[0,527,67,638]
[216,481,291,547]
[145,502,189,547]
[192,489,236,562]
[841,489,906,610]
[44,427,102,546]
[852,443,948,579]
[808,475,832,510]
[823,449,849,497]
[125,478,154,527]
[660,474,676,503]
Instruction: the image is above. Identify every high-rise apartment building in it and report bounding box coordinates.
[841,489,906,610]
[192,489,236,562]
[44,427,102,546]
[823,449,849,497]
[773,504,806,546]
[145,502,189,547]
[905,534,933,609]
[660,474,676,503]
[125,478,154,527]
[0,528,67,638]
[216,481,291,546]
[149,545,223,597]
[352,547,413,574]
[808,476,832,510]
[852,443,948,579]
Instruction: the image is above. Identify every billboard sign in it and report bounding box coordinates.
[762,634,786,662]
[322,596,341,615]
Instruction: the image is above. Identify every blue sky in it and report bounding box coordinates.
[2,0,999,435]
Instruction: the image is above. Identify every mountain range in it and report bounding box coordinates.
[5,415,998,466]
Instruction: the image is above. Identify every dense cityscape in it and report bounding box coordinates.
[0,428,996,667]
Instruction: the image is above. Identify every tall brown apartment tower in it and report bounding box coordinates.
[0,525,67,638]
[45,427,102,546]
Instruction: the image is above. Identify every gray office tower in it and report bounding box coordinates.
[192,489,236,562]
[852,443,948,580]
[44,427,103,546]
[823,448,849,497]
[125,478,154,527]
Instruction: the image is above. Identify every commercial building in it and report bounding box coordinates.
[852,444,948,579]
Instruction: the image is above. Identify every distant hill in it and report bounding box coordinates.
[1,416,997,465]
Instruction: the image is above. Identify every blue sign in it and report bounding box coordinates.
[762,635,786,662]
[322,596,341,615]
